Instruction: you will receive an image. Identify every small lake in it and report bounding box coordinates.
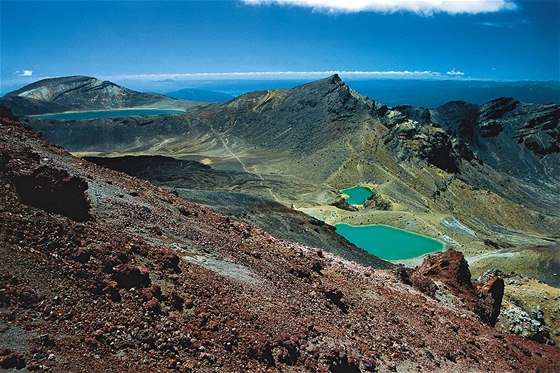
[335,223,445,260]
[341,186,373,205]
[29,108,185,120]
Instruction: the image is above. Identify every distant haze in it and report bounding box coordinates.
[120,78,560,108]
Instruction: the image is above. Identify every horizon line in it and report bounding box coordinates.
[1,71,559,94]
[102,70,461,81]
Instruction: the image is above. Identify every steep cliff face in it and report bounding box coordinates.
[0,76,202,116]
[431,97,560,185]
[1,107,559,371]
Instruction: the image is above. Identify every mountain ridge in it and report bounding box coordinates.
[1,76,204,116]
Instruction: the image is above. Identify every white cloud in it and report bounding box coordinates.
[15,69,33,77]
[103,70,453,81]
[446,69,465,76]
[478,21,514,28]
[242,0,518,15]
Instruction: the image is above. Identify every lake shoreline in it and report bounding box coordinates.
[29,107,186,120]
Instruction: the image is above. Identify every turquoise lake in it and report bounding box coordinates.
[30,108,185,120]
[335,223,445,260]
[341,186,373,205]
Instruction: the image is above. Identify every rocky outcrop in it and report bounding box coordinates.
[479,97,519,120]
[11,165,91,222]
[1,143,91,222]
[478,120,504,137]
[384,117,477,173]
[331,196,358,211]
[490,271,559,345]
[476,276,505,326]
[414,249,473,288]
[112,264,151,289]
[432,96,560,189]
[363,193,393,211]
[410,249,504,326]
[500,304,555,345]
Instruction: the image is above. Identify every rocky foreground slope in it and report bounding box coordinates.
[1,108,559,371]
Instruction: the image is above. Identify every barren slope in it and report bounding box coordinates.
[2,108,559,371]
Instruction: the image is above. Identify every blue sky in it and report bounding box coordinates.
[1,0,558,92]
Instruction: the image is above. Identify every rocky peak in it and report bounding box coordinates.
[291,74,347,97]
[328,73,342,84]
[8,76,100,99]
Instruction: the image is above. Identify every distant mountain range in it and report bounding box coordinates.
[4,77,558,110]
[165,88,235,102]
[118,78,560,108]
[346,79,560,108]
[0,76,204,116]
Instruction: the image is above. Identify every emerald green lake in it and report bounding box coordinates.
[335,223,445,260]
[30,108,185,120]
[341,186,373,205]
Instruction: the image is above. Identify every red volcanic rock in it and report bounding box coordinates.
[150,248,180,272]
[413,249,506,326]
[477,275,505,326]
[145,298,161,313]
[166,290,185,311]
[323,288,348,313]
[0,108,558,371]
[415,248,472,289]
[0,274,38,308]
[11,163,91,222]
[409,271,438,297]
[141,284,162,301]
[82,335,99,347]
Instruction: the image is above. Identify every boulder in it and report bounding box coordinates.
[413,249,505,326]
[476,276,505,326]
[11,163,91,221]
[113,264,151,289]
[415,249,472,289]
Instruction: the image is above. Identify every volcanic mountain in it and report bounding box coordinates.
[17,75,559,282]
[0,76,203,117]
[2,106,560,371]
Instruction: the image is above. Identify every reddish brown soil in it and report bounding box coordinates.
[1,107,559,372]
